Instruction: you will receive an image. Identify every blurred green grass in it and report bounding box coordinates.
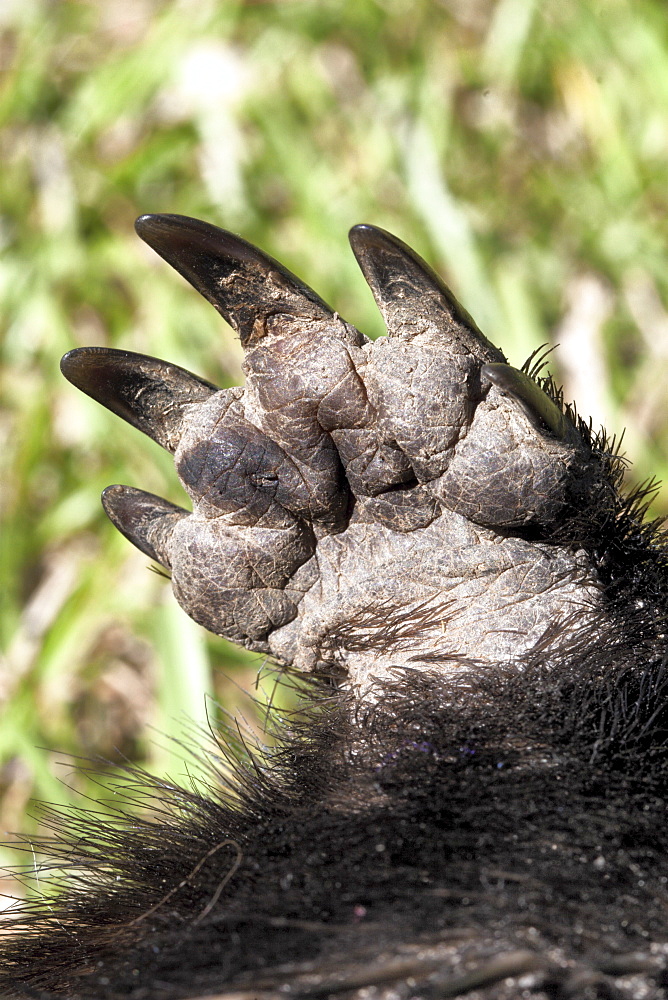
[2,0,668,893]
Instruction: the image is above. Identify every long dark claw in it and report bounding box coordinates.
[101,485,188,568]
[349,224,503,361]
[135,214,334,347]
[61,348,217,452]
[481,363,573,443]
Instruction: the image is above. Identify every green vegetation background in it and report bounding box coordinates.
[2,0,668,892]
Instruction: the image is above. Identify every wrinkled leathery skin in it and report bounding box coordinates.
[4,218,668,1000]
[62,216,612,693]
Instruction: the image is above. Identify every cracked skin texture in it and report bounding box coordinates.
[61,217,611,694]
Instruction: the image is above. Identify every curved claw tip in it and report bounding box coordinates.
[348,223,406,252]
[60,347,95,386]
[60,347,217,452]
[348,224,499,360]
[135,214,333,345]
[135,214,260,268]
[348,224,423,278]
[102,484,188,568]
[481,363,571,442]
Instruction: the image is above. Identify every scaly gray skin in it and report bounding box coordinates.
[61,217,610,694]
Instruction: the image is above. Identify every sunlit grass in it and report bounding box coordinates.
[2,0,668,888]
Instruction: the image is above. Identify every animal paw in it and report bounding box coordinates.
[62,217,609,691]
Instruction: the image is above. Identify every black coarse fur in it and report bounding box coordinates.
[3,494,668,1000]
